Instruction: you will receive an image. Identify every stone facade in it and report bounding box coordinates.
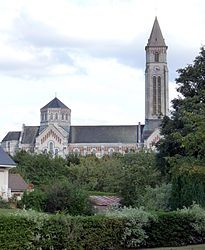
[143,17,169,140]
[1,17,168,158]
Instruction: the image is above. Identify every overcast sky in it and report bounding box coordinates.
[0,0,205,141]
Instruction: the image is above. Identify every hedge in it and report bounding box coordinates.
[145,212,205,248]
[1,206,205,249]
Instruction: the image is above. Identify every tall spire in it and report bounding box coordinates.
[146,17,166,47]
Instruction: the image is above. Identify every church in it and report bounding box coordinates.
[1,17,169,158]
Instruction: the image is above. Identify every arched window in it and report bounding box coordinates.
[55,149,58,156]
[65,114,68,120]
[49,142,54,154]
[108,148,115,156]
[158,76,161,114]
[154,52,159,62]
[73,148,80,155]
[153,76,157,115]
[62,113,64,120]
[91,148,97,156]
[50,113,53,120]
[55,113,58,120]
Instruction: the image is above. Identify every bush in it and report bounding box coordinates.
[1,206,205,249]
[0,211,124,250]
[18,189,46,211]
[106,207,156,248]
[139,183,172,211]
[0,197,11,209]
[145,205,205,248]
[44,181,93,216]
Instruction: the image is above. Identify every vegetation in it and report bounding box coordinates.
[1,205,205,249]
[157,47,205,174]
[13,150,165,211]
[19,182,93,216]
[156,47,205,209]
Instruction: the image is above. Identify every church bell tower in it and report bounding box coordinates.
[143,17,169,140]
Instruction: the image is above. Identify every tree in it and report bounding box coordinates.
[13,151,70,186]
[157,47,205,175]
[119,151,160,207]
[67,155,124,193]
[170,160,205,210]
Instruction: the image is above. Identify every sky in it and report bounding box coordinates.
[0,0,205,141]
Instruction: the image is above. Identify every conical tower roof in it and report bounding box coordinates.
[146,17,167,47]
[41,97,69,110]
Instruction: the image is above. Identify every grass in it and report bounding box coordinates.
[140,244,205,250]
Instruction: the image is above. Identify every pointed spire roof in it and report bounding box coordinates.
[146,17,167,47]
[41,97,69,110]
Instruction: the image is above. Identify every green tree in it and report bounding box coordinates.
[170,161,205,210]
[13,151,70,186]
[119,151,160,207]
[157,47,205,175]
[67,155,124,193]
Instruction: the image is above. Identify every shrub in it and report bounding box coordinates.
[44,181,93,216]
[106,206,156,248]
[1,207,205,249]
[18,189,46,211]
[139,183,172,211]
[145,207,205,248]
[0,197,11,209]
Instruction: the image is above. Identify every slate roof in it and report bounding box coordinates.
[2,131,21,142]
[0,147,16,166]
[8,174,28,192]
[146,17,167,47]
[41,97,69,110]
[69,125,144,144]
[21,126,39,144]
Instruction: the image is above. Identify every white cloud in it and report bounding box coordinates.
[1,0,205,141]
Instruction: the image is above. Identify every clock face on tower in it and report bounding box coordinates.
[153,66,160,72]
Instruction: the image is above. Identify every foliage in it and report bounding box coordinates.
[0,197,11,209]
[106,206,156,248]
[1,206,205,249]
[0,212,124,250]
[138,183,172,211]
[13,150,161,208]
[18,189,46,211]
[119,151,160,206]
[179,203,205,235]
[19,181,93,216]
[44,181,93,216]
[170,161,205,210]
[68,155,124,193]
[157,47,205,175]
[145,207,205,248]
[13,150,70,186]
